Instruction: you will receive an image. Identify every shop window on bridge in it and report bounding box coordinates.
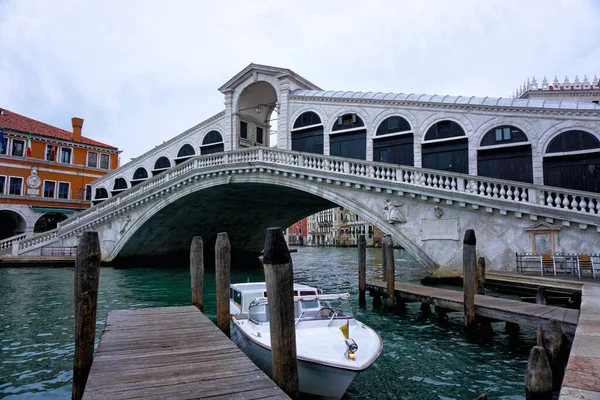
[543,130,600,193]
[131,167,149,186]
[152,156,171,176]
[112,177,128,195]
[201,130,224,155]
[330,113,366,160]
[477,125,532,183]
[292,111,323,155]
[422,120,468,174]
[175,144,196,165]
[373,116,414,166]
[93,188,109,205]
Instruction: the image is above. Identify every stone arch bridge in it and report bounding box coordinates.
[3,148,600,274]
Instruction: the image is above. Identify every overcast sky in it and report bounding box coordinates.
[1,0,599,163]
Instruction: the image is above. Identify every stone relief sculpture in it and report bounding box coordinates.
[434,206,443,219]
[384,200,406,224]
[119,215,131,234]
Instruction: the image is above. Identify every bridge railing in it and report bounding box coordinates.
[16,229,59,254]
[13,147,600,255]
[0,233,26,253]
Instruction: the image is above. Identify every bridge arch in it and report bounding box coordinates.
[235,81,278,146]
[200,130,224,155]
[152,155,172,176]
[175,143,196,164]
[421,118,469,174]
[112,177,128,196]
[131,167,149,186]
[291,111,324,155]
[477,125,533,183]
[372,115,414,166]
[108,174,437,271]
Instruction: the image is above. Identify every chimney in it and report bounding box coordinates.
[72,117,83,143]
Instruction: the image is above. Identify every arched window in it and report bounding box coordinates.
[176,144,195,164]
[373,116,413,166]
[93,188,109,205]
[201,130,224,155]
[131,167,148,186]
[422,120,468,173]
[477,125,532,183]
[330,113,366,160]
[292,112,323,155]
[112,177,128,195]
[544,130,600,192]
[153,156,171,176]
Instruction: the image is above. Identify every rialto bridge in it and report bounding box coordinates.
[1,64,600,273]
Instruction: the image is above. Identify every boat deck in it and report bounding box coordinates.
[82,306,289,400]
[366,280,579,334]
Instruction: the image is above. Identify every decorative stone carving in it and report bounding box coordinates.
[384,200,406,224]
[26,167,41,189]
[119,215,131,234]
[434,206,443,219]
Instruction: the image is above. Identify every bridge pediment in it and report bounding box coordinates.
[218,63,321,94]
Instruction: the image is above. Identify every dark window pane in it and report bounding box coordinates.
[544,153,600,192]
[100,154,110,169]
[477,144,533,183]
[0,137,7,155]
[256,127,263,144]
[44,181,56,198]
[481,126,528,146]
[12,140,24,157]
[376,116,411,135]
[292,127,323,155]
[95,188,108,199]
[58,182,69,199]
[332,114,364,131]
[547,130,600,153]
[113,178,127,190]
[9,177,22,195]
[85,185,92,201]
[424,121,465,141]
[133,167,148,180]
[60,148,72,163]
[373,134,414,166]
[87,152,97,167]
[0,176,5,194]
[177,144,195,158]
[330,130,366,160]
[203,130,223,145]
[46,145,56,162]
[422,138,468,173]
[154,156,171,170]
[200,143,224,155]
[240,121,248,139]
[293,112,322,129]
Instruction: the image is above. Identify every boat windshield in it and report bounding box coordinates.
[248,293,352,324]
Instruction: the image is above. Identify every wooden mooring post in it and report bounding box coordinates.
[215,232,231,337]
[525,345,553,400]
[72,231,101,400]
[463,229,477,335]
[263,227,299,399]
[358,234,366,307]
[543,319,568,390]
[381,235,389,282]
[383,235,395,308]
[190,236,204,311]
[476,257,486,295]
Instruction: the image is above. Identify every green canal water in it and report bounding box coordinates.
[0,247,533,399]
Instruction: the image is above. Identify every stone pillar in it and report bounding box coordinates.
[223,90,235,151]
[277,81,291,150]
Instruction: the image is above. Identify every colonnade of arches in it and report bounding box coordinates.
[94,130,225,203]
[291,111,600,193]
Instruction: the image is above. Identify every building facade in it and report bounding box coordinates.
[0,108,119,240]
[303,207,380,247]
[286,218,307,245]
[89,64,600,203]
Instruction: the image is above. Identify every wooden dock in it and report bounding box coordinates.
[366,280,579,334]
[82,306,289,400]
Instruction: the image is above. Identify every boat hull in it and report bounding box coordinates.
[232,320,359,399]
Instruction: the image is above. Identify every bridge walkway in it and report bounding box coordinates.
[366,280,579,334]
[82,306,288,400]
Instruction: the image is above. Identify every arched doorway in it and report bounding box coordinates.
[544,130,600,192]
[236,81,278,147]
[175,144,196,165]
[152,156,171,176]
[373,116,413,165]
[330,113,366,160]
[422,120,468,173]
[34,213,68,233]
[201,131,225,155]
[0,210,27,240]
[477,125,533,183]
[291,111,323,154]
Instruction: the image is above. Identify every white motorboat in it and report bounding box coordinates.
[229,282,383,399]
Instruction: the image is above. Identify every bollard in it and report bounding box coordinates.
[463,229,477,335]
[215,232,231,337]
[263,228,299,399]
[358,234,366,307]
[190,236,204,311]
[72,231,101,400]
[524,346,553,400]
[383,235,395,308]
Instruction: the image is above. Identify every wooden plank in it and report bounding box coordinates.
[83,306,288,400]
[366,280,579,333]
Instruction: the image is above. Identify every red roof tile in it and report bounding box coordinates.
[0,107,119,150]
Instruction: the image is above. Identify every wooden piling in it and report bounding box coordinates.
[543,319,567,390]
[463,229,477,334]
[190,236,204,312]
[383,235,395,308]
[524,346,553,400]
[506,321,520,335]
[435,305,449,323]
[215,232,231,337]
[477,257,486,295]
[420,302,432,317]
[536,287,548,305]
[72,231,101,400]
[381,234,389,281]
[358,234,366,307]
[263,227,299,399]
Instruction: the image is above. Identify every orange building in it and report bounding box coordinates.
[287,218,308,245]
[0,107,120,241]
